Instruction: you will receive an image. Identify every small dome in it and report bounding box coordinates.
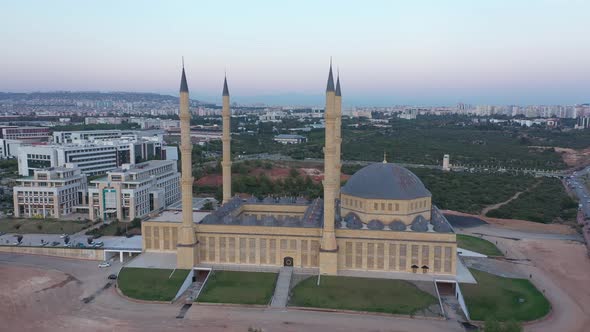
[295,197,308,204]
[240,215,258,226]
[222,215,237,225]
[246,196,259,204]
[261,215,278,226]
[411,215,429,232]
[367,220,384,230]
[279,196,292,204]
[433,221,452,233]
[389,220,407,231]
[341,163,431,200]
[281,216,301,227]
[344,212,363,229]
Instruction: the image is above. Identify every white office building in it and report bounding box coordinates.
[17,137,164,176]
[13,164,87,218]
[88,160,180,221]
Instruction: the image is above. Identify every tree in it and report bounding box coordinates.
[131,217,141,229]
[64,236,70,245]
[87,237,93,245]
[16,235,23,244]
[36,224,43,232]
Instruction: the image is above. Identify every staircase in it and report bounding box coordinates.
[270,267,293,308]
[440,294,467,321]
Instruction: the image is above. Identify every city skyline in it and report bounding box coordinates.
[1,0,589,106]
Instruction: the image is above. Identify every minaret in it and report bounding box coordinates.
[176,63,197,269]
[334,73,342,198]
[319,59,339,275]
[221,76,232,203]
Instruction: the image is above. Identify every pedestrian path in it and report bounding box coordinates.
[270,266,293,308]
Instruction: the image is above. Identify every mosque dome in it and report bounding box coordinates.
[341,162,431,200]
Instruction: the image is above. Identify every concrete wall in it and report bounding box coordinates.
[456,282,471,320]
[0,245,105,260]
[173,268,195,302]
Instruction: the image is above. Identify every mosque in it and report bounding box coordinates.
[141,62,458,278]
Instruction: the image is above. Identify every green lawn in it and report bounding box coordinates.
[197,271,277,305]
[457,234,503,256]
[461,269,550,321]
[290,276,437,315]
[118,268,190,301]
[0,218,92,234]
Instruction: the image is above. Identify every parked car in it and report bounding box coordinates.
[51,241,60,246]
[108,274,117,280]
[93,243,104,248]
[98,262,111,268]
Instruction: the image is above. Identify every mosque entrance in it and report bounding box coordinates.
[283,256,294,267]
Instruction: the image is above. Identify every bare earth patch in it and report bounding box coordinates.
[515,239,590,332]
[0,266,84,330]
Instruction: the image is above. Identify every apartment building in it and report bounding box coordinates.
[88,160,180,221]
[13,164,87,218]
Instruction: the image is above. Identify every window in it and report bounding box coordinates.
[388,203,392,211]
[367,243,375,269]
[374,202,378,210]
[381,203,385,210]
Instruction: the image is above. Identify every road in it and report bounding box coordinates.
[567,165,590,219]
[459,222,590,332]
[0,233,142,251]
[0,253,466,332]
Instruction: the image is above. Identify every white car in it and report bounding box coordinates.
[60,234,67,239]
[98,262,111,268]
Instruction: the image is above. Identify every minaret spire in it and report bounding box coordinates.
[221,74,232,203]
[335,69,341,97]
[320,58,339,275]
[326,57,335,92]
[177,60,197,268]
[180,58,188,93]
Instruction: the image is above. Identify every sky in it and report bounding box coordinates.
[1,0,589,106]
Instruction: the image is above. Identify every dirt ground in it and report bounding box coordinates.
[513,239,590,332]
[0,254,464,332]
[0,265,88,330]
[443,209,577,235]
[554,147,590,169]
